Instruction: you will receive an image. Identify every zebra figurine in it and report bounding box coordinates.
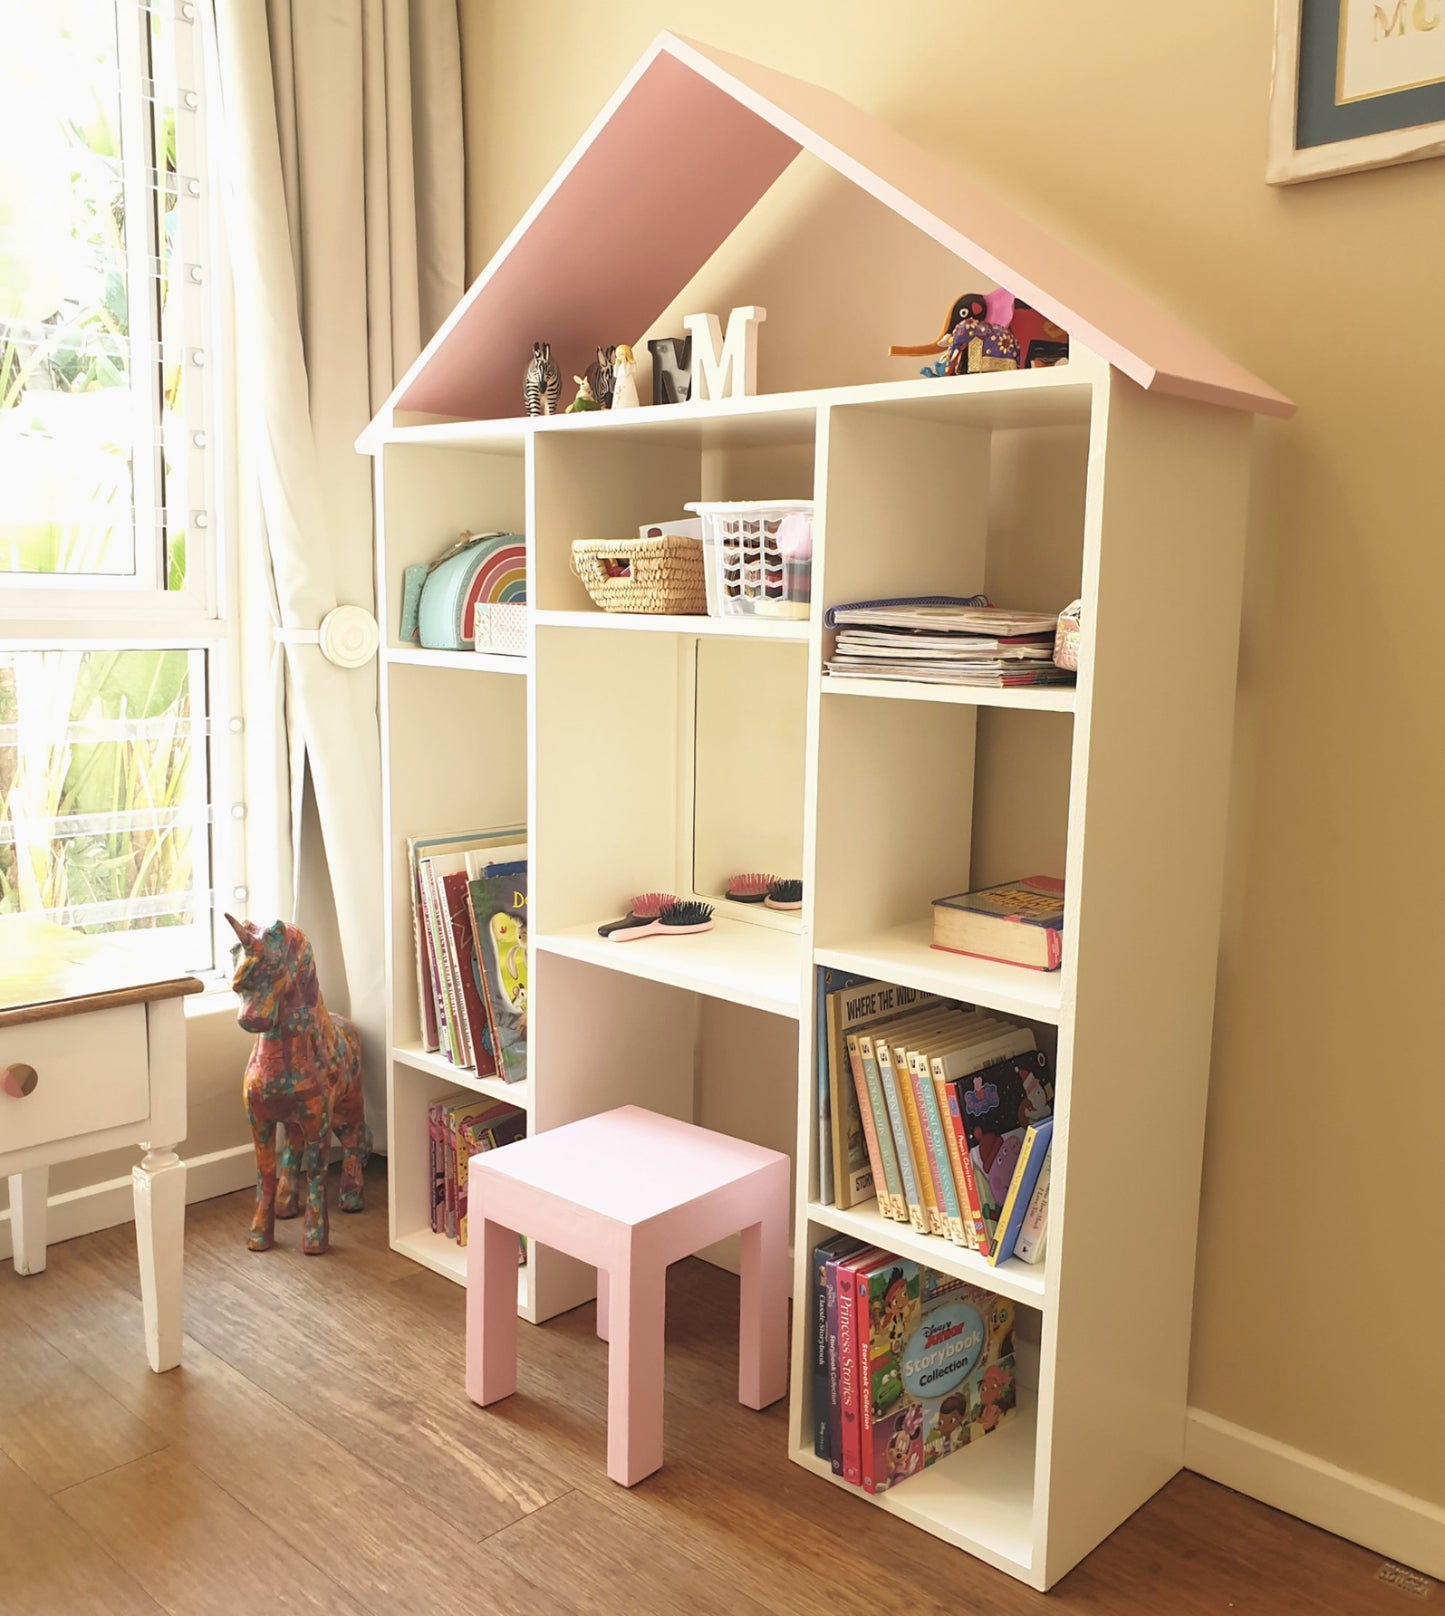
[584,344,616,409]
[524,341,561,416]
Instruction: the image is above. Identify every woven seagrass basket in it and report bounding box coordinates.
[570,534,707,614]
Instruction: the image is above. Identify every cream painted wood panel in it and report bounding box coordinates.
[0,1006,150,1154]
[1036,378,1252,1587]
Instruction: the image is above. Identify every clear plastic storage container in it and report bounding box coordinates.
[685,500,814,619]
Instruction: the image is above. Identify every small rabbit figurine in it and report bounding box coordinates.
[610,342,640,410]
[564,374,602,412]
[524,342,561,416]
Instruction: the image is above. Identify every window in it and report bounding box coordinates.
[0,0,232,977]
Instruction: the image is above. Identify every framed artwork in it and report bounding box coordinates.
[1269,0,1445,182]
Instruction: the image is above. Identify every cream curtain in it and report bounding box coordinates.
[208,0,466,1143]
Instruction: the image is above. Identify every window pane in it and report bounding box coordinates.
[0,1,155,579]
[0,647,213,970]
[151,0,188,592]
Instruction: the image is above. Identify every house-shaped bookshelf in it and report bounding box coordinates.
[361,32,1289,1592]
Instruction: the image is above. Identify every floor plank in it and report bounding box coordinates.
[56,1449,368,1616]
[0,1312,167,1494]
[0,1449,162,1616]
[0,1166,1429,1616]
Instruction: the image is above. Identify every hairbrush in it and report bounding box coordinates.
[607,898,715,942]
[597,891,678,938]
[764,878,803,912]
[725,871,774,905]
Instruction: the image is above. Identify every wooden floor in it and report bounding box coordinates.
[0,1163,1421,1616]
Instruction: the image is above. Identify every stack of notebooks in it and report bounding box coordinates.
[408,827,528,1084]
[823,597,1072,688]
[818,969,1054,1267]
[810,1246,1018,1490]
[428,1093,527,1256]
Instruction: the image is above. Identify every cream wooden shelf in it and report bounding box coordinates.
[805,1199,1047,1308]
[790,1391,1038,1581]
[367,366,1092,452]
[393,1224,529,1307]
[819,675,1077,713]
[391,1043,532,1110]
[816,921,1066,1025]
[535,608,808,641]
[384,646,527,674]
[536,915,803,1019]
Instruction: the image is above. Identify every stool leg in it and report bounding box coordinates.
[596,1270,609,1342]
[466,1214,518,1407]
[737,1164,789,1411]
[606,1259,665,1486]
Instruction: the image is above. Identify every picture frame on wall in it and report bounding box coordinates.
[1269,0,1445,182]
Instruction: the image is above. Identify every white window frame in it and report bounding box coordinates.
[0,0,242,984]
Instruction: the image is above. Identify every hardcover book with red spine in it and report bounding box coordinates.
[836,1246,883,1487]
[442,871,497,1077]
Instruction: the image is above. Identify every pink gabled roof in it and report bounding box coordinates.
[375,33,1291,430]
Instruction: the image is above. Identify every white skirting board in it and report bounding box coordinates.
[0,1143,255,1264]
[1186,1408,1445,1581]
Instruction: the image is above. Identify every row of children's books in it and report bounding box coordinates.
[408,826,529,1083]
[428,1093,527,1255]
[818,970,1054,1266]
[812,1242,1017,1491]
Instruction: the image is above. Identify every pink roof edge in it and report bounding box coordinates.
[368,32,1292,435]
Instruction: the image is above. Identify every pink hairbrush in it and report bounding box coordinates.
[597,891,678,938]
[607,899,715,942]
[725,871,775,905]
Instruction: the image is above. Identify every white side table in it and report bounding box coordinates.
[1,936,201,1373]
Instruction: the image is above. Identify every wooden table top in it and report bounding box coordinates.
[0,916,204,1029]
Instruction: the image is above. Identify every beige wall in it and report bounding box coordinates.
[460,1,1444,1507]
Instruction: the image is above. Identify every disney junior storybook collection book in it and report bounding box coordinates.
[850,1258,1016,1494]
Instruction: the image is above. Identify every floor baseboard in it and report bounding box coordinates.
[0,1143,254,1263]
[1186,1407,1444,1581]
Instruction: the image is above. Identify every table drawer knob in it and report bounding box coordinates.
[3,1064,38,1099]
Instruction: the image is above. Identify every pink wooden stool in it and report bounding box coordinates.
[465,1105,790,1486]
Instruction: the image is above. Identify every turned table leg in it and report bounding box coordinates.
[9,1168,48,1276]
[133,1145,186,1372]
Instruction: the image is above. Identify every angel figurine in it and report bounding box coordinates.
[610,342,641,409]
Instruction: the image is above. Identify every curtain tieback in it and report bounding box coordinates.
[274,605,379,669]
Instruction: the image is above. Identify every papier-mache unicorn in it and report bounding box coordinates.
[227,915,369,1255]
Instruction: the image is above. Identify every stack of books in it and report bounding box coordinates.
[823,597,1072,688]
[818,969,1054,1267]
[810,1247,1018,1490]
[408,827,528,1084]
[427,1093,527,1256]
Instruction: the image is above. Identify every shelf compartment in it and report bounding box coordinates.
[816,920,1063,1024]
[375,439,525,655]
[535,609,808,641]
[537,913,803,1018]
[805,1199,1045,1309]
[820,675,1074,713]
[392,1043,532,1111]
[393,1224,529,1306]
[384,647,528,674]
[790,1389,1038,1583]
